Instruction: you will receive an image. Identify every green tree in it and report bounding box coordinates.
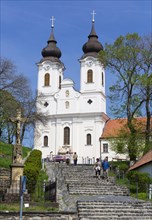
[0,90,21,143]
[99,33,152,161]
[137,36,152,153]
[0,57,47,145]
[0,57,32,143]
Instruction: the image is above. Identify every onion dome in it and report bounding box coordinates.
[41,26,61,60]
[81,20,103,59]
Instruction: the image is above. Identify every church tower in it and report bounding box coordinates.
[80,14,105,96]
[79,11,106,114]
[37,16,65,96]
[34,13,108,162]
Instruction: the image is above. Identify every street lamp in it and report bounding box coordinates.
[99,137,102,162]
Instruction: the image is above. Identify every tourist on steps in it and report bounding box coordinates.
[65,151,71,165]
[94,158,101,179]
[73,152,78,165]
[102,156,110,180]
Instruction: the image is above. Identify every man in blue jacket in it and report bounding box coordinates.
[102,156,110,180]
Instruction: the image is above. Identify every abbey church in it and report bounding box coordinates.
[34,15,127,163]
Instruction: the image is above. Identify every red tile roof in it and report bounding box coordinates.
[101,118,127,138]
[129,149,152,171]
[101,117,152,139]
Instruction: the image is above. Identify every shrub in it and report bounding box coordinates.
[23,149,42,194]
[25,150,42,170]
[110,161,130,173]
[127,171,151,193]
[24,165,39,193]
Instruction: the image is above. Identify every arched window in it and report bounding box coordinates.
[65,101,69,109]
[65,90,69,97]
[44,136,48,146]
[87,69,93,83]
[64,127,70,145]
[59,76,61,89]
[102,72,104,86]
[86,133,91,145]
[44,73,50,86]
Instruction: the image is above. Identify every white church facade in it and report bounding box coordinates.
[34,15,127,163]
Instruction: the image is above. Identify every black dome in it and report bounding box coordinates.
[82,22,103,57]
[41,27,61,59]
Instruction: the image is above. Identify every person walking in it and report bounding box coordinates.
[94,158,101,179]
[65,151,71,165]
[73,152,78,165]
[102,156,110,180]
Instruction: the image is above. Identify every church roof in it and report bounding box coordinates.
[81,20,103,59]
[41,22,62,62]
[128,149,152,171]
[61,78,74,87]
[101,117,152,139]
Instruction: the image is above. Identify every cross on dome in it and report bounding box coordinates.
[50,16,55,28]
[91,10,96,22]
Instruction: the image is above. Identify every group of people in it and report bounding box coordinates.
[94,156,110,180]
[65,151,78,165]
[50,150,109,178]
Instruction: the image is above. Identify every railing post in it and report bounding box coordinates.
[128,179,130,196]
[149,184,152,200]
[122,171,124,181]
[146,183,148,200]
[118,170,120,180]
[136,181,138,199]
[93,157,95,164]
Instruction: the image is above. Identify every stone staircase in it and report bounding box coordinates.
[77,200,152,219]
[57,164,152,219]
[63,165,129,196]
[66,178,128,196]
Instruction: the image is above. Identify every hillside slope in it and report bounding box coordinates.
[0,142,31,168]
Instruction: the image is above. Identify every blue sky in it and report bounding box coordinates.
[1,1,151,118]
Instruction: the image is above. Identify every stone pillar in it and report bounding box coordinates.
[4,109,30,202]
[4,144,25,202]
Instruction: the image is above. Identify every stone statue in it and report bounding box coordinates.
[10,109,26,164]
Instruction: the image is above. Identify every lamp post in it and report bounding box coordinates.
[99,137,102,162]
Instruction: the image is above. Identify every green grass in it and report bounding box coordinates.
[0,141,31,168]
[0,203,58,212]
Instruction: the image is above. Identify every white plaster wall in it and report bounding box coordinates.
[37,61,64,96]
[34,56,108,162]
[35,113,105,162]
[80,58,105,95]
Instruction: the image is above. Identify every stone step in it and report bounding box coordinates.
[77,201,152,219]
[69,191,128,196]
[68,188,128,193]
[66,181,116,186]
[68,185,128,190]
[78,211,152,215]
[79,215,152,220]
[79,218,152,220]
[78,207,152,212]
[78,203,152,208]
[63,172,95,177]
[77,201,152,207]
[65,177,115,182]
[65,175,115,179]
[67,179,115,183]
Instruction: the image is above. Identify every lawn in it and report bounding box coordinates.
[0,142,31,168]
[0,202,58,212]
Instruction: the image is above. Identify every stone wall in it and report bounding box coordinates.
[0,168,10,200]
[0,212,78,220]
[0,168,10,182]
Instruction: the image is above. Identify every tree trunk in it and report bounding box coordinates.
[144,84,151,154]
